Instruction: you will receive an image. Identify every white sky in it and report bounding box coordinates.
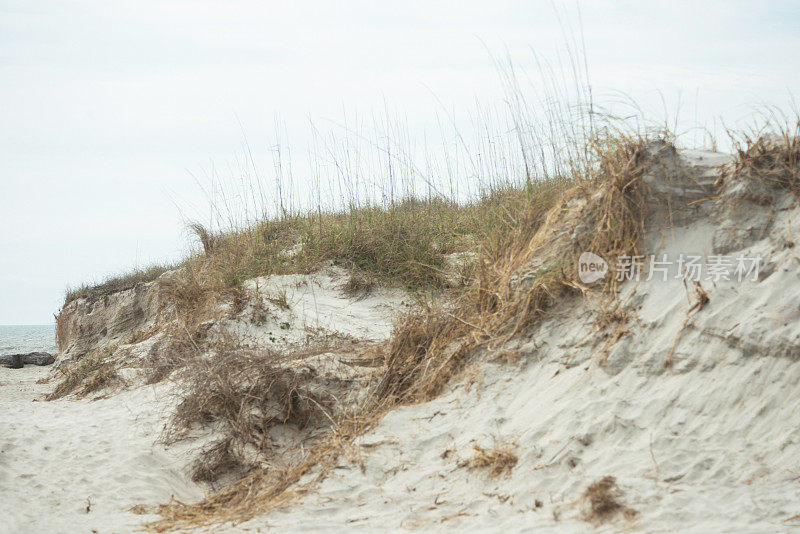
[1,0,798,324]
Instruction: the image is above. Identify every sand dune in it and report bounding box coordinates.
[3,144,800,532]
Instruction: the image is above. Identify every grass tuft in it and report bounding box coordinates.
[47,348,121,400]
[64,265,171,306]
[163,335,337,484]
[580,476,638,524]
[722,119,800,194]
[459,442,518,478]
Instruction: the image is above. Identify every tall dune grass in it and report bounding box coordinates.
[141,44,663,529]
[56,37,786,532]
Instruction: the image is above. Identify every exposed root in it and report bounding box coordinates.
[163,338,338,484]
[190,438,254,486]
[140,326,197,384]
[666,280,710,367]
[687,281,710,314]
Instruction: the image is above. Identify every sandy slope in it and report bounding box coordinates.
[225,149,800,532]
[237,276,800,532]
[0,367,202,534]
[4,147,800,532]
[0,269,406,533]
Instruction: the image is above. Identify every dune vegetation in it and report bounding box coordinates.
[52,51,800,530]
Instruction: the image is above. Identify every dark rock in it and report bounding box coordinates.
[26,352,56,366]
[0,352,55,368]
[5,354,23,369]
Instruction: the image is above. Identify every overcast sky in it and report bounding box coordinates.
[1,0,798,324]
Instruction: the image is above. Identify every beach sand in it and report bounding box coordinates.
[3,147,800,532]
[0,366,201,534]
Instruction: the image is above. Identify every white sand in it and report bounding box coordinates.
[0,367,202,533]
[228,149,800,532]
[4,148,800,532]
[223,267,410,348]
[0,267,407,533]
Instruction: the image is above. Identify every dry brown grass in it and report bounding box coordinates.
[148,417,369,532]
[148,133,656,532]
[459,443,518,478]
[373,135,651,410]
[163,337,337,484]
[47,348,122,400]
[64,264,171,306]
[721,120,800,195]
[580,476,638,524]
[140,327,197,385]
[342,270,377,297]
[189,222,215,254]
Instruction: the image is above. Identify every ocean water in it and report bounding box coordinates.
[0,325,57,355]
